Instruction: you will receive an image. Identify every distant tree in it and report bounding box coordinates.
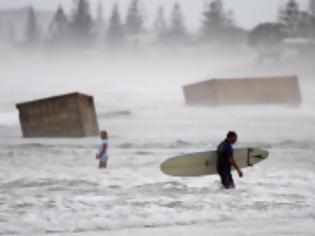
[279,0,300,37]
[126,0,143,35]
[201,0,237,42]
[297,11,314,38]
[202,0,225,36]
[0,21,4,44]
[310,0,315,16]
[107,4,124,46]
[0,21,16,45]
[154,6,168,38]
[49,5,69,43]
[248,23,285,58]
[96,2,105,27]
[7,23,17,44]
[94,2,105,39]
[25,6,40,45]
[225,10,236,28]
[167,2,186,41]
[309,0,315,38]
[70,0,93,43]
[0,20,2,42]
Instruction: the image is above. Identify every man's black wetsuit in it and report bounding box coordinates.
[217,139,234,187]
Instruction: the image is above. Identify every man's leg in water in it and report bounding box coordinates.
[220,173,228,188]
[220,171,235,189]
[217,168,226,187]
[218,165,234,189]
[99,161,107,169]
[228,172,235,189]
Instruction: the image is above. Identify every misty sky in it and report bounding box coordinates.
[0,0,309,30]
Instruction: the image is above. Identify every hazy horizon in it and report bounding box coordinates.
[0,0,309,30]
[0,0,315,235]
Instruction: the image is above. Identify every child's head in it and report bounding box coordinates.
[100,130,108,140]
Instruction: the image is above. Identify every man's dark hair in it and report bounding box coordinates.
[227,131,237,138]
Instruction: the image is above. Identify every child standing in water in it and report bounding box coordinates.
[96,131,109,168]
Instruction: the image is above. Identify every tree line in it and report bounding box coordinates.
[249,0,315,53]
[1,0,315,51]
[22,0,242,48]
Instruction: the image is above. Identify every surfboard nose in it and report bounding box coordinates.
[251,149,269,160]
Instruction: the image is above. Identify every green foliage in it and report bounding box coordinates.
[107,4,124,46]
[70,0,93,42]
[310,0,315,16]
[249,23,285,48]
[279,0,300,36]
[126,0,143,35]
[168,3,186,39]
[201,0,236,41]
[25,6,39,44]
[154,6,167,35]
[49,5,68,43]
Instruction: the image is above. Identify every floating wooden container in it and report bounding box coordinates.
[16,92,99,137]
[183,75,302,107]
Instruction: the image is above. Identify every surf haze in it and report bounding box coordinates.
[0,0,314,235]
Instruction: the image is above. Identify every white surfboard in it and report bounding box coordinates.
[160,147,269,177]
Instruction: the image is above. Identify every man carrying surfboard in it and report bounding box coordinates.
[217,131,243,189]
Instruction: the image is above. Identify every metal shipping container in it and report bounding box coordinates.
[16,92,99,137]
[183,75,302,107]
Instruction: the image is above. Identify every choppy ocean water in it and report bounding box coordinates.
[0,52,314,235]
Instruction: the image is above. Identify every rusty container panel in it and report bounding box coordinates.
[214,79,251,106]
[183,80,216,106]
[246,76,302,105]
[77,95,99,137]
[16,92,99,138]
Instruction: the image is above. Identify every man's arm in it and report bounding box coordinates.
[229,158,243,177]
[226,144,243,177]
